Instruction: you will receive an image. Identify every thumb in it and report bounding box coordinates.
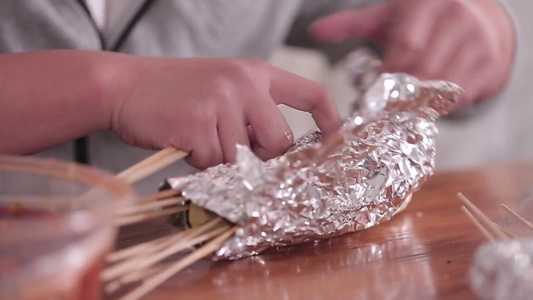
[309,4,390,43]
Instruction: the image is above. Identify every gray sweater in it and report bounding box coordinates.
[0,0,530,194]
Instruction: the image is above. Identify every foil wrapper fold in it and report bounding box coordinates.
[470,238,533,300]
[165,73,461,260]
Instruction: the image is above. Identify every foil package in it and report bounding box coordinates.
[470,238,533,300]
[165,73,461,260]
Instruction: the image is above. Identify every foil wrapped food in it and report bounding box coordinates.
[165,73,461,260]
[470,238,533,300]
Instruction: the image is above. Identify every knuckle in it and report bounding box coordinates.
[400,37,425,56]
[315,83,332,99]
[220,60,253,84]
[312,83,332,106]
[246,59,270,72]
[211,75,234,97]
[210,80,237,107]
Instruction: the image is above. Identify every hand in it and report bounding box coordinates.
[111,57,342,169]
[309,0,515,110]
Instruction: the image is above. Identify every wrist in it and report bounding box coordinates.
[89,51,143,132]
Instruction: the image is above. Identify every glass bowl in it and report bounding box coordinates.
[0,155,135,299]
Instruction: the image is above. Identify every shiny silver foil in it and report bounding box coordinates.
[165,73,461,260]
[470,238,533,300]
[345,48,382,96]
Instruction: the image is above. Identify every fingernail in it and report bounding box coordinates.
[285,131,294,144]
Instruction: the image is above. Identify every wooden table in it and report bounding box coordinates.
[118,160,533,300]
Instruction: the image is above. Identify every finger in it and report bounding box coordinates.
[268,66,342,137]
[247,125,257,149]
[409,12,467,80]
[184,126,224,170]
[382,1,445,72]
[217,109,249,163]
[309,4,390,43]
[247,97,294,161]
[440,42,488,109]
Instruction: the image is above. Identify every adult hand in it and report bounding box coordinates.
[112,57,342,169]
[310,0,515,110]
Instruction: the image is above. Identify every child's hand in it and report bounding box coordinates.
[112,58,342,169]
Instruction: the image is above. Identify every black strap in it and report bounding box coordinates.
[73,137,89,164]
[111,0,156,51]
[74,0,105,164]
[76,0,107,49]
[73,0,156,164]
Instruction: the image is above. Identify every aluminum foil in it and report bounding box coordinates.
[345,48,382,96]
[165,73,461,260]
[470,238,533,300]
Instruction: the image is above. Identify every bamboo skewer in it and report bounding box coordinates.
[77,148,185,215]
[73,148,185,219]
[104,219,228,296]
[102,147,238,299]
[117,148,176,180]
[460,206,495,241]
[107,230,189,264]
[115,206,188,226]
[107,217,223,263]
[118,226,237,300]
[121,150,186,184]
[105,265,167,294]
[500,203,533,231]
[136,189,181,203]
[120,264,167,286]
[115,226,228,280]
[118,196,186,215]
[459,193,533,242]
[104,225,230,295]
[116,148,172,181]
[499,226,518,239]
[458,193,508,239]
[116,148,187,184]
[104,218,225,281]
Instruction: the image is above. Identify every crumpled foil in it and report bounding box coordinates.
[165,73,461,260]
[345,48,382,95]
[470,238,533,300]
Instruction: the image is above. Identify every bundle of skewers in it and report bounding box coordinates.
[459,193,533,300]
[101,148,236,300]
